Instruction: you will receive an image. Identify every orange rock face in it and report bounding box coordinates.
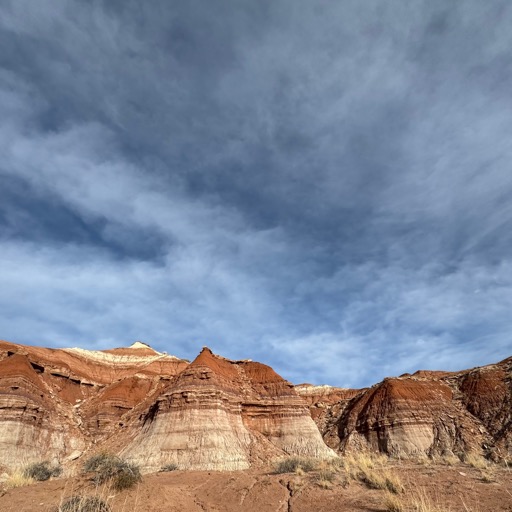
[311,357,512,461]
[121,348,335,471]
[0,339,510,471]
[0,340,188,467]
[0,341,334,471]
[0,352,85,467]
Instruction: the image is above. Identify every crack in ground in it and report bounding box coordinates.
[239,477,258,506]
[287,480,293,512]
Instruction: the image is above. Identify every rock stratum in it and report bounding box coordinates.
[0,339,510,472]
[0,340,334,471]
[298,357,512,462]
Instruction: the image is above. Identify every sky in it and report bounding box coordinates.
[1,1,512,388]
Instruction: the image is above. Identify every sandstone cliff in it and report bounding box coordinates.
[0,339,510,471]
[306,357,512,462]
[121,348,335,471]
[0,341,334,471]
[0,340,188,467]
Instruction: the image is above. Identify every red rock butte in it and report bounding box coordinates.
[0,339,510,472]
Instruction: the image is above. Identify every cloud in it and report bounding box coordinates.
[1,0,512,387]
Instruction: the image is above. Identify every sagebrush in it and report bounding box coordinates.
[82,453,141,491]
[24,461,62,481]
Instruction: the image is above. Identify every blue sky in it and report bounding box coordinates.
[1,1,511,388]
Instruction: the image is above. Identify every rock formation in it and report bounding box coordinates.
[0,341,334,471]
[0,340,188,467]
[308,357,512,461]
[0,352,84,467]
[121,348,335,471]
[0,338,510,471]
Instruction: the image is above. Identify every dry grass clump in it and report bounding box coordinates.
[440,454,460,466]
[426,453,459,466]
[387,488,450,512]
[342,452,404,494]
[479,469,496,483]
[24,461,63,481]
[273,456,317,474]
[4,469,35,489]
[273,457,344,488]
[313,468,337,489]
[416,455,432,466]
[385,491,405,512]
[384,487,482,512]
[409,492,450,512]
[56,495,111,512]
[82,453,141,491]
[463,453,488,470]
[360,467,404,494]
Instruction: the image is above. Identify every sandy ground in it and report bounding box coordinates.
[1,462,511,512]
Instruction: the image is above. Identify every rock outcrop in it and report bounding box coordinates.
[0,340,188,467]
[0,353,84,467]
[0,338,510,470]
[121,348,335,471]
[310,357,512,461]
[0,341,334,471]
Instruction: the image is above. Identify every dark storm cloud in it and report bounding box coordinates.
[1,0,512,387]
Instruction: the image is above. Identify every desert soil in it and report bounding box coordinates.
[1,462,511,512]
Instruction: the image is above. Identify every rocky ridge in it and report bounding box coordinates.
[0,339,510,471]
[302,357,512,462]
[0,340,334,471]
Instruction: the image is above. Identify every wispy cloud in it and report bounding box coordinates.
[1,1,511,387]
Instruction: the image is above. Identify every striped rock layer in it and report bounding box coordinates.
[0,339,510,471]
[0,341,334,471]
[302,357,512,462]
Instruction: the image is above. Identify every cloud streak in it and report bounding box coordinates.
[1,0,511,387]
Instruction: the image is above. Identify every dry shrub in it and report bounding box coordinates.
[408,488,451,512]
[382,470,405,494]
[313,468,336,489]
[343,452,388,472]
[315,478,333,489]
[58,496,111,512]
[417,455,432,466]
[326,456,345,472]
[24,461,62,481]
[441,455,460,466]
[159,463,178,472]
[384,488,446,512]
[479,468,496,483]
[360,468,404,494]
[273,457,317,474]
[341,452,403,494]
[82,453,141,491]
